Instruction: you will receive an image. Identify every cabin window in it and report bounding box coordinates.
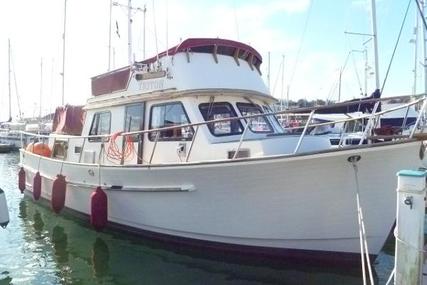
[124,103,144,142]
[263,105,283,133]
[199,102,243,136]
[89,111,111,142]
[236,103,273,133]
[149,102,194,141]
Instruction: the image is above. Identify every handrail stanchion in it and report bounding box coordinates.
[149,131,160,165]
[185,126,199,162]
[410,97,427,138]
[233,122,250,159]
[359,101,380,145]
[401,105,410,131]
[20,131,23,149]
[78,137,86,163]
[338,120,350,147]
[293,110,315,154]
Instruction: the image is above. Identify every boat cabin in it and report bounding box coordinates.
[48,38,331,165]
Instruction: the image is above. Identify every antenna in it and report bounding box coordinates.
[166,0,169,57]
[61,0,67,106]
[280,55,285,110]
[8,39,11,121]
[108,0,113,70]
[112,1,144,65]
[40,58,43,119]
[152,0,159,64]
[267,52,271,91]
[143,4,147,59]
[50,58,55,115]
[233,0,240,40]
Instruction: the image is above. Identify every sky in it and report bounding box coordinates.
[0,0,422,121]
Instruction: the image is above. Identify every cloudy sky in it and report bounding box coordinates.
[0,0,421,120]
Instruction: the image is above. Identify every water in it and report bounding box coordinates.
[0,152,400,284]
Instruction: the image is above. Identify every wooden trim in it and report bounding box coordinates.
[233,48,240,66]
[185,49,190,63]
[212,44,218,63]
[248,54,254,70]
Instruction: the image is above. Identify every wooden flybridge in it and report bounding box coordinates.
[91,38,264,97]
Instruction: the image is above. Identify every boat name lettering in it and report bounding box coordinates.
[139,79,164,91]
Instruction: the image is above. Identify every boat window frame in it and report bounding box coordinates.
[148,101,194,141]
[88,111,111,142]
[236,102,274,133]
[263,105,284,133]
[124,103,145,142]
[198,102,244,137]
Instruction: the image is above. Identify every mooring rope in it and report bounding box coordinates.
[350,157,375,285]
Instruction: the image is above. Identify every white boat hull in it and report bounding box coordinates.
[20,141,422,263]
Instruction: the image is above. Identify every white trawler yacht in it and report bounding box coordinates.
[19,38,427,265]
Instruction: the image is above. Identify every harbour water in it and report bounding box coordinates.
[0,152,410,284]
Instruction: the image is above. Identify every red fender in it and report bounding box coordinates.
[18,167,26,193]
[33,172,42,201]
[51,174,66,214]
[90,186,108,231]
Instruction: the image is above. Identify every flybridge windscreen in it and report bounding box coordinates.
[91,67,131,96]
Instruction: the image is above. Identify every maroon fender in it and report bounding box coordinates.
[90,186,108,231]
[33,172,42,201]
[18,167,25,193]
[51,174,66,214]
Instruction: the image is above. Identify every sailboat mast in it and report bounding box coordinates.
[128,0,132,65]
[40,58,43,119]
[8,39,11,121]
[413,9,419,96]
[61,0,67,106]
[422,0,427,95]
[370,0,381,91]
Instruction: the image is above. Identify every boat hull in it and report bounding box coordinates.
[20,141,422,264]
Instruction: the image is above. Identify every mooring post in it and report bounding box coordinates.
[394,169,426,285]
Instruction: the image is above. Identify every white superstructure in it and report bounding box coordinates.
[19,38,427,265]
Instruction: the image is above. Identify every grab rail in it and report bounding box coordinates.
[19,95,426,164]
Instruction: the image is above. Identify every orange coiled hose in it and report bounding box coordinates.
[106,132,135,162]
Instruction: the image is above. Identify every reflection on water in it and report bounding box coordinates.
[0,152,394,284]
[18,200,26,219]
[92,237,110,278]
[33,211,44,236]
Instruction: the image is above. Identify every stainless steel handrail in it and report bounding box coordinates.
[20,96,425,142]
[19,95,426,165]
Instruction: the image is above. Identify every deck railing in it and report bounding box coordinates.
[19,95,427,165]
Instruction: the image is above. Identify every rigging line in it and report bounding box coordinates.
[415,0,427,31]
[351,52,364,96]
[10,54,22,119]
[344,34,363,97]
[271,58,284,98]
[288,0,315,89]
[381,0,412,94]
